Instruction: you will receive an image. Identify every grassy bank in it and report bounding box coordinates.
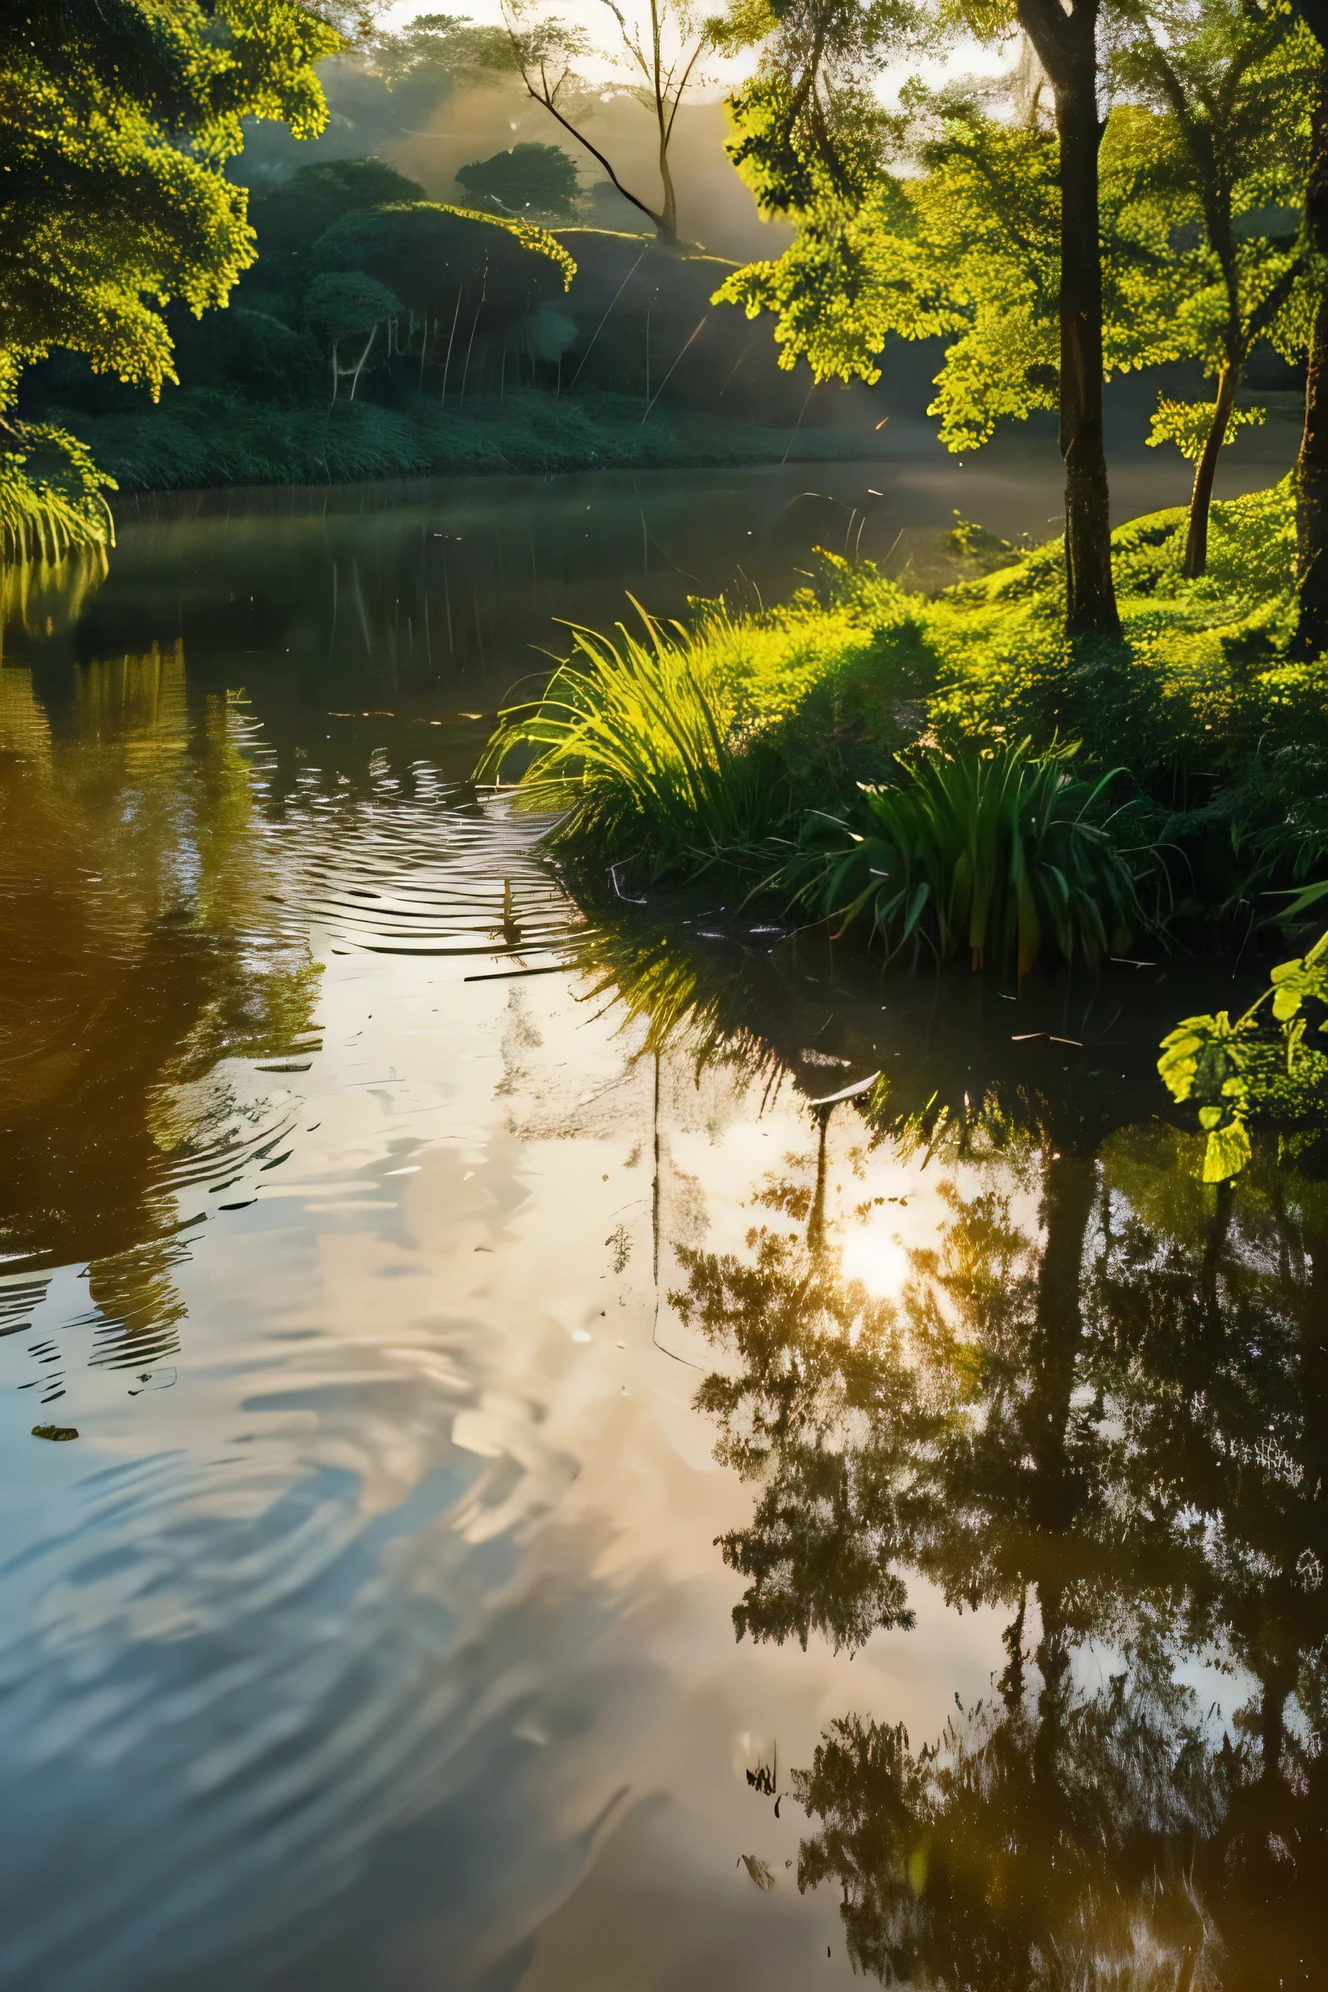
[58,385,872,492]
[482,478,1327,957]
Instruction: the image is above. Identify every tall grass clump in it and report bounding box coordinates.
[778,738,1142,975]
[478,605,786,871]
[0,423,115,564]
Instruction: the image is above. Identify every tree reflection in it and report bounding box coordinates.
[0,642,320,1387]
[616,914,1328,1988]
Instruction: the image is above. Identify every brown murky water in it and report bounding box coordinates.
[0,463,1323,1992]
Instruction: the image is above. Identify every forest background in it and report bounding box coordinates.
[6,0,1300,495]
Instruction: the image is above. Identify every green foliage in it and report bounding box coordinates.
[776,738,1141,974]
[313,200,577,313]
[302,270,400,342]
[477,607,789,867]
[0,421,115,562]
[370,9,511,84]
[0,0,340,414]
[456,142,582,219]
[68,383,862,487]
[714,95,1063,442]
[1147,395,1265,462]
[1158,929,1328,1181]
[474,552,946,874]
[247,157,426,277]
[1107,0,1317,376]
[716,5,1315,470]
[711,0,928,218]
[475,478,1328,937]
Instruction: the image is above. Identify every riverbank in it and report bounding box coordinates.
[482,476,1325,953]
[57,385,877,492]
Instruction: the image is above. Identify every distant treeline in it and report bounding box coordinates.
[20,154,877,488]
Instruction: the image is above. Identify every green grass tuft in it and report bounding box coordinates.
[772,737,1142,975]
[478,606,788,869]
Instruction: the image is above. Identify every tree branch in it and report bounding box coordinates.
[664,36,707,148]
[522,68,663,226]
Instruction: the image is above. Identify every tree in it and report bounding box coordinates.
[456,140,583,219]
[1110,0,1316,576]
[1283,0,1328,656]
[1016,0,1121,636]
[313,200,575,396]
[712,0,1126,637]
[238,156,425,330]
[491,0,715,242]
[303,271,401,398]
[369,7,510,85]
[0,0,340,558]
[249,157,426,278]
[235,11,501,178]
[715,75,1299,587]
[713,99,1062,448]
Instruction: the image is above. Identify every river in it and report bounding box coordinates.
[0,457,1320,1992]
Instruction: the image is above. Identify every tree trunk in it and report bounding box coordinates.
[655,116,678,244]
[347,324,376,402]
[1296,64,1328,656]
[1054,67,1121,638]
[1184,360,1241,578]
[806,1106,832,1254]
[1030,1148,1098,1497]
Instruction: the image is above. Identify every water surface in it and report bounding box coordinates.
[0,464,1322,1992]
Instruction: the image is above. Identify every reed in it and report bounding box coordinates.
[477,605,785,871]
[777,737,1141,975]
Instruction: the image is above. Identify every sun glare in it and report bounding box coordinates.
[839,1224,912,1299]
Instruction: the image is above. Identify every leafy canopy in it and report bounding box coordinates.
[0,0,341,410]
[456,142,582,218]
[0,0,340,555]
[314,200,577,321]
[714,0,1315,457]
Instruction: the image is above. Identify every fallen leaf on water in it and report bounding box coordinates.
[32,1425,78,1442]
